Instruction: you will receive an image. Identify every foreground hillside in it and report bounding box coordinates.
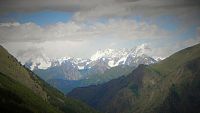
[0,45,99,113]
[68,43,200,113]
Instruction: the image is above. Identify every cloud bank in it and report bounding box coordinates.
[0,19,169,43]
[0,0,200,22]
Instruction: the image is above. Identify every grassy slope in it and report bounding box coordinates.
[0,72,62,113]
[131,43,200,113]
[68,43,200,113]
[83,65,134,85]
[0,45,99,113]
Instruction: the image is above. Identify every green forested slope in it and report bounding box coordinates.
[0,45,99,113]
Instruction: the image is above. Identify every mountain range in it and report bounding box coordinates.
[25,44,159,93]
[26,44,158,72]
[68,43,200,113]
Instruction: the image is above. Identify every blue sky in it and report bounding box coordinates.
[0,11,73,26]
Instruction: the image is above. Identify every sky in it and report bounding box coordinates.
[0,0,200,63]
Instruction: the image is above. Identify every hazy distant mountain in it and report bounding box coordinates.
[68,43,200,113]
[25,44,158,93]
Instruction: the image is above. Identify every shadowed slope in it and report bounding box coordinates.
[68,43,200,113]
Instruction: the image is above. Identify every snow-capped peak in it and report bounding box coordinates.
[153,56,165,62]
[90,48,115,61]
[25,44,158,71]
[57,57,72,65]
[90,48,129,61]
[88,44,156,68]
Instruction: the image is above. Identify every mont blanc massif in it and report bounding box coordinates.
[25,44,159,93]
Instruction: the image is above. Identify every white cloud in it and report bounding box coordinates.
[0,19,169,62]
[0,19,169,43]
[150,33,200,58]
[1,0,199,27]
[16,47,46,64]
